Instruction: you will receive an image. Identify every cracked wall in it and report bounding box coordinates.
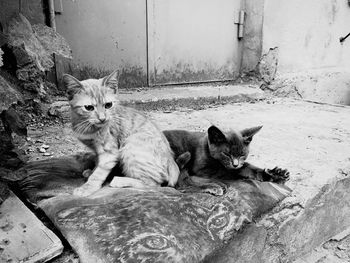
[262,0,350,73]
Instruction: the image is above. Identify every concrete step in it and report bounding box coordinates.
[47,84,265,120]
[119,83,265,111]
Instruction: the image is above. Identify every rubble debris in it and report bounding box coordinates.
[0,75,23,113]
[6,13,72,71]
[0,74,27,170]
[4,13,72,96]
[0,106,27,137]
[48,100,70,119]
[32,24,72,60]
[0,47,3,67]
[257,47,279,85]
[39,148,46,153]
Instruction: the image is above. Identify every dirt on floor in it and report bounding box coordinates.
[6,97,350,262]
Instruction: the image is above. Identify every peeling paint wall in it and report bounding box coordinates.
[54,0,148,88]
[262,0,350,73]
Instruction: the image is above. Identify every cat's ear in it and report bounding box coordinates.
[241,126,263,144]
[102,70,119,93]
[63,74,83,101]
[208,125,227,145]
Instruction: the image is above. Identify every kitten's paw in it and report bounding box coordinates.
[265,167,290,183]
[82,169,93,178]
[73,183,100,196]
[201,185,227,196]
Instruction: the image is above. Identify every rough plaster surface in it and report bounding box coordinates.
[262,0,350,72]
[269,69,350,105]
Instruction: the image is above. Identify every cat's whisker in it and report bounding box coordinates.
[73,120,92,136]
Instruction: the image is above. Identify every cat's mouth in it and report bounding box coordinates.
[224,163,243,170]
[93,122,108,128]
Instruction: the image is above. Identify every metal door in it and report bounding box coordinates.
[147,0,242,86]
[54,0,148,89]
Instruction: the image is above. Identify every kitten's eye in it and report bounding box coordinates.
[105,102,113,109]
[84,105,95,111]
[222,152,230,158]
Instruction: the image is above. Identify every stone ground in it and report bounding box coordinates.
[20,96,350,262]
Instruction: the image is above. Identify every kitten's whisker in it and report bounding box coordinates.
[73,120,91,136]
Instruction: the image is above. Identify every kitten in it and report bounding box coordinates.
[63,70,179,196]
[164,125,289,183]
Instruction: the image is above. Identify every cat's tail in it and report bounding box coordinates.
[12,152,96,203]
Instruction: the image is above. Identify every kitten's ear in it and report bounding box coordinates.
[102,70,119,93]
[208,125,227,145]
[63,74,83,101]
[241,126,263,144]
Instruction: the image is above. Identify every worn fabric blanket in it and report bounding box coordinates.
[15,154,291,263]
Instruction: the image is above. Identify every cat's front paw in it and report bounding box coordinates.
[265,167,290,183]
[73,183,100,197]
[82,169,93,178]
[201,184,227,196]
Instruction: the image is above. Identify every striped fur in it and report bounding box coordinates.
[64,71,179,196]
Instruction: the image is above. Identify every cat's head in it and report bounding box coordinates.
[63,70,119,133]
[207,125,262,170]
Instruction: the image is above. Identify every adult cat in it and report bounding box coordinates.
[63,70,179,196]
[164,125,289,184]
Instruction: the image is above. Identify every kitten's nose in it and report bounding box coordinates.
[232,159,239,168]
[98,115,106,123]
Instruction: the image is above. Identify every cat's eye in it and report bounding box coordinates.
[222,152,230,158]
[84,105,95,111]
[105,102,113,109]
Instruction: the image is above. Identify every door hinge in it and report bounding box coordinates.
[234,10,245,40]
[54,0,63,14]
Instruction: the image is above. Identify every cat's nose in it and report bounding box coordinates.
[232,159,239,168]
[98,116,106,123]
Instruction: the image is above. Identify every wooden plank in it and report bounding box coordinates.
[0,185,63,263]
[54,54,73,91]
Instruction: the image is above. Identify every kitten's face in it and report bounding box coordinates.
[207,125,262,170]
[63,70,119,134]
